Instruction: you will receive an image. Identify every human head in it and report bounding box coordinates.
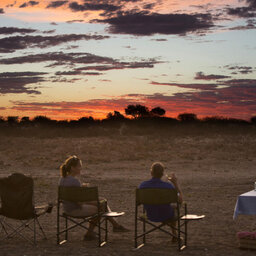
[60,155,82,177]
[151,162,165,178]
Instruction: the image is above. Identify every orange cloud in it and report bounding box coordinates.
[2,0,240,23]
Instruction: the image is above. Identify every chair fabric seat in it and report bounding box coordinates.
[61,210,124,219]
[62,212,98,219]
[139,213,178,223]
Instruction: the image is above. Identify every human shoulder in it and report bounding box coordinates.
[159,179,175,189]
[139,179,151,189]
[59,176,81,187]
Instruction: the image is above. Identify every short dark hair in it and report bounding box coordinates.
[151,162,164,178]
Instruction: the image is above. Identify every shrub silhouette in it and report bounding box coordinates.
[7,116,19,126]
[178,113,198,122]
[21,116,30,122]
[32,115,56,126]
[106,111,125,120]
[0,103,253,135]
[202,116,249,125]
[250,116,256,124]
[77,116,94,126]
[125,104,150,119]
[150,107,166,117]
[20,116,31,124]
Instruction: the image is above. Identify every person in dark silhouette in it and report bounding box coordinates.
[139,162,183,242]
[59,155,129,240]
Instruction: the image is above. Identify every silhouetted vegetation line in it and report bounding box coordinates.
[0,105,255,137]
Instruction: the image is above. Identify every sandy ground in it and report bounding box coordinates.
[0,132,256,255]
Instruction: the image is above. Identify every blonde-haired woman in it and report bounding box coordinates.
[59,155,128,240]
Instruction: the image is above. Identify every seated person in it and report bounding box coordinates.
[139,162,183,241]
[59,155,129,240]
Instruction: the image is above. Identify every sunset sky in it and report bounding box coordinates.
[0,0,255,120]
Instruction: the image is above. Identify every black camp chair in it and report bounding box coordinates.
[0,173,53,244]
[135,188,205,251]
[57,186,124,247]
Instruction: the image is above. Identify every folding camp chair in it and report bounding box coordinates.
[57,186,124,247]
[0,173,53,244]
[135,188,205,251]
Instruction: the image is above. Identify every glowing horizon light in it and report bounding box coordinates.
[0,0,255,120]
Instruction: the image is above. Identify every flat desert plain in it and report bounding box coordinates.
[0,130,256,255]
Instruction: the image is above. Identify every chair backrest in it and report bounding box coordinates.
[0,173,34,220]
[58,186,99,203]
[136,188,178,205]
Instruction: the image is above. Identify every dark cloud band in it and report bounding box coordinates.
[0,34,109,53]
[95,12,214,35]
[227,0,256,18]
[46,1,68,9]
[224,65,254,74]
[0,52,161,72]
[19,1,39,8]
[195,72,231,80]
[0,27,37,34]
[69,2,120,12]
[0,72,47,95]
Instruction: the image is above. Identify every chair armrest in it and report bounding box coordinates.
[35,203,53,215]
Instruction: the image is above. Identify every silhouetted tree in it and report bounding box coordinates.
[202,116,227,124]
[177,113,198,122]
[150,107,166,117]
[251,116,256,124]
[125,104,150,119]
[21,116,30,122]
[77,116,94,126]
[20,116,31,126]
[7,116,19,126]
[32,115,54,125]
[0,116,5,123]
[57,120,69,126]
[227,118,248,124]
[106,111,125,120]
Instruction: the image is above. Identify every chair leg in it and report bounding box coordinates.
[105,217,108,242]
[0,217,48,244]
[1,220,34,244]
[57,218,59,244]
[33,218,36,245]
[98,216,101,247]
[35,217,47,240]
[65,217,68,241]
[143,208,146,244]
[185,220,187,246]
[0,218,8,235]
[134,206,145,250]
[57,203,59,245]
[135,207,138,248]
[184,204,188,246]
[105,202,108,242]
[177,206,181,251]
[143,218,146,244]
